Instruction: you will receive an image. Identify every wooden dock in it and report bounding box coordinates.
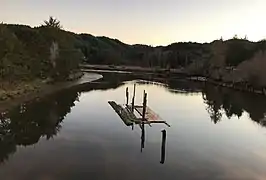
[108,84,170,127]
[134,105,161,121]
[108,101,135,126]
[109,84,169,163]
[108,102,170,127]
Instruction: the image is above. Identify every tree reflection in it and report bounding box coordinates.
[202,86,224,124]
[0,89,80,164]
[0,118,17,163]
[202,84,266,127]
[2,75,266,165]
[0,76,134,165]
[98,75,266,128]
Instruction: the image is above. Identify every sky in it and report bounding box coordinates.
[1,0,266,46]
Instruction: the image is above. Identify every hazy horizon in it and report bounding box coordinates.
[2,0,266,46]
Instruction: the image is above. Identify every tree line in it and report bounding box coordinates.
[1,17,266,87]
[0,17,82,81]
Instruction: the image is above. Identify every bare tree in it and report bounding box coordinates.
[50,41,59,69]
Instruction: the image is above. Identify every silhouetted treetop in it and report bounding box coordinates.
[43,16,62,29]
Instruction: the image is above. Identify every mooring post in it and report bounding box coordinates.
[132,84,136,112]
[160,129,166,164]
[126,87,129,105]
[142,90,147,121]
[141,122,145,152]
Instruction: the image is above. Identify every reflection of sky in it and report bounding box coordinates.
[2,0,266,45]
[1,81,266,179]
[65,82,266,179]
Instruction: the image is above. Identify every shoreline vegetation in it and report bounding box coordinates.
[0,71,84,101]
[0,72,103,112]
[2,16,266,109]
[0,17,85,109]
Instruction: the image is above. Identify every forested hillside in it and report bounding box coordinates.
[1,17,266,87]
[0,22,82,81]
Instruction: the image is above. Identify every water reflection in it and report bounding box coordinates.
[0,75,139,165]
[1,72,266,170]
[202,84,266,126]
[136,77,266,127]
[0,89,80,164]
[139,123,167,164]
[136,79,204,94]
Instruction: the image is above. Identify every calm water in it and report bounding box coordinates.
[1,74,266,180]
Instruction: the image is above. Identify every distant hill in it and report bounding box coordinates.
[1,23,266,87]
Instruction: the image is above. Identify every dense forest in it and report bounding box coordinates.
[0,17,82,81]
[1,17,266,87]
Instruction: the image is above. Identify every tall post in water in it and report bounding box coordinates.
[141,122,145,152]
[131,84,136,112]
[160,129,167,164]
[142,90,147,121]
[126,87,129,105]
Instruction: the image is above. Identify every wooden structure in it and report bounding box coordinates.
[108,84,169,163]
[160,129,166,164]
[108,84,170,127]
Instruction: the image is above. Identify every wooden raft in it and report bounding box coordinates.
[109,102,170,127]
[108,84,170,127]
[134,105,161,121]
[134,105,169,126]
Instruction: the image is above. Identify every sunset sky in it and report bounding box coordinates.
[1,0,266,45]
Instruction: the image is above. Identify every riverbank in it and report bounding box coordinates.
[188,76,266,96]
[0,73,103,112]
[80,64,186,75]
[81,64,266,96]
[207,79,266,95]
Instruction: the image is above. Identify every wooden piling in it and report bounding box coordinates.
[142,90,147,121]
[141,122,145,152]
[131,84,136,112]
[160,129,166,164]
[126,87,129,105]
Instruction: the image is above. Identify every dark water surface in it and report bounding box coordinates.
[1,74,266,180]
